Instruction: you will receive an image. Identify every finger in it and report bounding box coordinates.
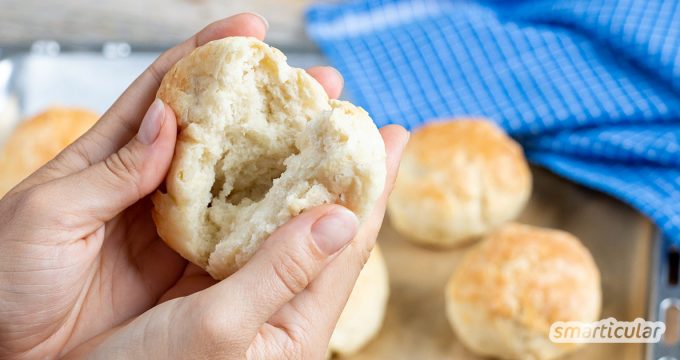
[306,66,344,99]
[157,264,217,303]
[87,204,358,360]
[196,204,358,334]
[87,13,268,162]
[32,99,177,234]
[265,125,409,348]
[62,125,407,360]
[28,13,269,186]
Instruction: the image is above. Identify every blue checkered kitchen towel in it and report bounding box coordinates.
[306,0,680,246]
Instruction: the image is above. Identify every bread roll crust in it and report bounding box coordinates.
[387,119,531,246]
[329,246,389,356]
[0,107,98,197]
[153,37,386,279]
[445,223,601,359]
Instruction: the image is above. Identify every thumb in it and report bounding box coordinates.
[197,204,358,332]
[41,98,177,227]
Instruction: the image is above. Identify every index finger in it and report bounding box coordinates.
[19,14,270,191]
[88,13,270,163]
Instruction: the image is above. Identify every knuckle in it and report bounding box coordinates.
[196,309,231,348]
[65,134,95,165]
[281,335,305,360]
[249,333,303,360]
[146,58,167,86]
[17,187,49,216]
[106,110,137,139]
[186,297,246,353]
[285,304,314,345]
[18,187,42,208]
[11,187,72,231]
[271,242,317,296]
[103,148,143,196]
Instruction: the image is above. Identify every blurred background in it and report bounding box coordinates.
[0,0,316,49]
[0,1,679,359]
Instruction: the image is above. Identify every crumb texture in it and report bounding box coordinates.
[153,37,386,279]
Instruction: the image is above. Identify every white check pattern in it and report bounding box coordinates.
[306,0,680,245]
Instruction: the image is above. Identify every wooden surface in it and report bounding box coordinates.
[349,167,652,360]
[0,0,317,48]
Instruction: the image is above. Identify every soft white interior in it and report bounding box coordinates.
[156,38,386,278]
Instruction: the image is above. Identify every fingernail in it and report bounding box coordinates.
[136,98,165,145]
[329,67,344,85]
[246,12,269,30]
[311,207,358,255]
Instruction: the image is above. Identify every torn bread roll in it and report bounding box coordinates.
[152,37,386,279]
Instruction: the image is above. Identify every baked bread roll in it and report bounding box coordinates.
[0,107,98,197]
[329,245,389,357]
[387,119,531,247]
[152,37,386,279]
[0,96,19,144]
[445,223,601,360]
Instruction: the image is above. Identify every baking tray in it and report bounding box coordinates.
[366,168,654,360]
[0,42,670,360]
[0,41,327,118]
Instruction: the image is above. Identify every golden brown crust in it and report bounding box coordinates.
[388,119,532,246]
[409,120,529,193]
[448,223,601,328]
[0,107,98,196]
[445,223,601,359]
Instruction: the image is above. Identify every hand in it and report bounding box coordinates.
[0,13,408,360]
